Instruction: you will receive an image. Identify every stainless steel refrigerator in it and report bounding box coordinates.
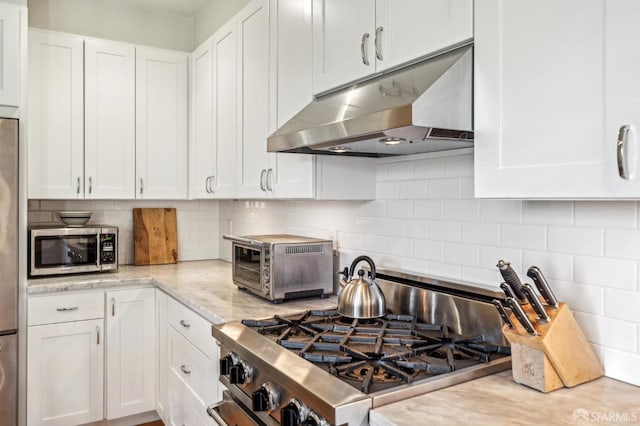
[0,118,18,425]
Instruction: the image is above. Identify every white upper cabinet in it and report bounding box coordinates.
[28,30,85,199]
[312,0,472,94]
[475,0,640,198]
[189,37,215,199]
[136,48,188,199]
[236,0,274,199]
[0,3,19,108]
[211,20,238,199]
[84,39,136,199]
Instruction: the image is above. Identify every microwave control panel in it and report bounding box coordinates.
[100,233,116,264]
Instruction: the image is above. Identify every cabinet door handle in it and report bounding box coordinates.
[617,125,631,180]
[88,177,93,194]
[361,33,370,66]
[139,177,144,195]
[266,168,274,191]
[209,175,215,193]
[96,325,100,345]
[375,26,383,60]
[180,364,191,375]
[76,176,81,195]
[56,306,79,312]
[180,319,190,328]
[205,176,211,193]
[260,169,266,191]
[111,297,115,316]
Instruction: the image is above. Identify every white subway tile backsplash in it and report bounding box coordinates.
[375,182,400,200]
[428,178,460,200]
[521,250,573,281]
[479,200,522,224]
[500,224,546,250]
[478,246,522,273]
[461,266,501,287]
[574,256,636,290]
[399,219,428,239]
[413,157,445,179]
[428,221,461,242]
[461,222,500,246]
[574,201,637,228]
[362,235,412,257]
[523,201,573,226]
[459,177,474,199]
[574,312,637,353]
[399,180,429,199]
[443,200,479,222]
[414,200,443,220]
[386,161,414,181]
[548,226,603,256]
[444,154,473,177]
[387,200,414,219]
[375,218,401,237]
[427,262,461,280]
[413,240,444,262]
[604,229,640,260]
[604,289,640,323]
[603,348,640,386]
[444,243,478,267]
[356,200,388,218]
[550,280,604,315]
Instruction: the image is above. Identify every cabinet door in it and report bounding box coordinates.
[106,288,156,419]
[28,30,84,199]
[211,21,238,199]
[84,39,135,199]
[0,4,19,107]
[375,0,472,72]
[474,0,606,198]
[27,319,104,426]
[236,0,274,199]
[136,48,188,199]
[312,0,375,94]
[190,38,215,199]
[270,0,316,199]
[156,290,169,422]
[605,1,640,196]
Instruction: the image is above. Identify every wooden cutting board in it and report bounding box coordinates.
[133,208,178,265]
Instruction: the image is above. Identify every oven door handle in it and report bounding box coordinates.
[222,234,265,248]
[206,400,230,426]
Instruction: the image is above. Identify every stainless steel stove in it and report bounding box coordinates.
[209,269,512,426]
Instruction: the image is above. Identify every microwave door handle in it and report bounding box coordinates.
[222,235,264,248]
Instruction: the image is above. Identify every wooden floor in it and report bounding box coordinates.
[137,421,163,426]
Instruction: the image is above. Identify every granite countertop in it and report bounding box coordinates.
[27,259,338,324]
[28,260,640,425]
[370,370,640,426]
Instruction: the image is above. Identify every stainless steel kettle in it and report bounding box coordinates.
[337,256,386,319]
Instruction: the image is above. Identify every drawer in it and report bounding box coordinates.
[168,297,217,358]
[28,291,104,326]
[168,368,216,426]
[169,326,217,405]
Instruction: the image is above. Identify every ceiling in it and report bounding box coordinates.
[109,0,210,16]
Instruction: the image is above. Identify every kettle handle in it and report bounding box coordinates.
[349,255,376,280]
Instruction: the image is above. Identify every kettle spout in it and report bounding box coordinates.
[337,267,349,292]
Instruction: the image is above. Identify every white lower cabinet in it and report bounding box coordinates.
[106,287,156,419]
[27,291,104,426]
[156,289,169,422]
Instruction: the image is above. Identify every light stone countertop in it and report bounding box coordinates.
[27,259,338,324]
[28,261,640,425]
[369,370,640,426]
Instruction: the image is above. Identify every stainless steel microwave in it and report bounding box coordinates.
[29,225,118,277]
[223,234,333,303]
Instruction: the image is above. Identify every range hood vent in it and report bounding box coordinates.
[268,43,474,158]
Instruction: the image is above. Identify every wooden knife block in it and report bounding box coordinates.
[502,302,603,393]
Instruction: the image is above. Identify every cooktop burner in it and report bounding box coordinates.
[241,309,510,394]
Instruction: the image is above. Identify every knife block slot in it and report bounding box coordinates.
[502,302,603,393]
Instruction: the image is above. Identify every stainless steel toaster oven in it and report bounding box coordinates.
[223,234,333,303]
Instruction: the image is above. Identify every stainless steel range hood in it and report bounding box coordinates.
[268,42,473,157]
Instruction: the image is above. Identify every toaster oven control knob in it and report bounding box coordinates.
[219,352,239,376]
[281,398,308,426]
[229,359,252,385]
[252,382,279,412]
[302,411,329,426]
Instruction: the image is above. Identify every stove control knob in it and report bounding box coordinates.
[281,398,308,426]
[219,354,235,376]
[252,382,279,412]
[229,359,252,385]
[302,411,329,426]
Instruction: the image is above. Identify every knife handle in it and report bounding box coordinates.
[522,283,550,321]
[527,266,558,307]
[497,260,527,302]
[505,297,537,335]
[500,282,516,299]
[492,299,514,329]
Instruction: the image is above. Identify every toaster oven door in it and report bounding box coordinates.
[232,243,264,294]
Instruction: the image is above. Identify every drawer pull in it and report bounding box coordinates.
[111,297,115,316]
[180,365,191,375]
[56,307,79,312]
[96,325,100,345]
[180,319,190,328]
